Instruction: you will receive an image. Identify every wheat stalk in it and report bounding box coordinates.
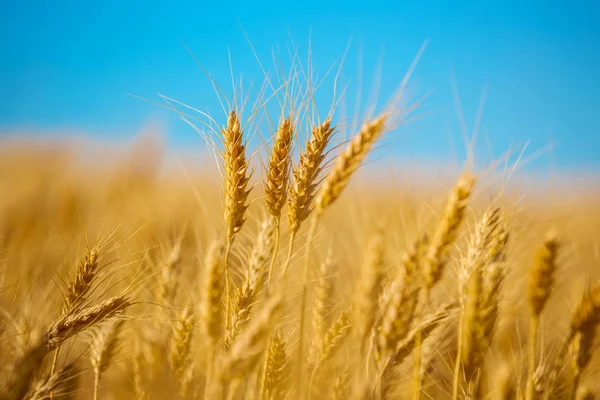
[526,232,559,400]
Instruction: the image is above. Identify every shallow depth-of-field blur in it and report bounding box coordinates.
[1,76,600,400]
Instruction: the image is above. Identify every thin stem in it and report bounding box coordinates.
[224,239,233,332]
[297,215,319,396]
[49,348,60,400]
[227,379,241,400]
[205,340,216,400]
[282,231,297,278]
[267,218,281,291]
[412,288,430,400]
[452,308,464,400]
[260,339,270,399]
[571,371,581,400]
[307,362,321,400]
[526,315,539,400]
[93,371,100,400]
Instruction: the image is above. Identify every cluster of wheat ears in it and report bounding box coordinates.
[1,52,600,400]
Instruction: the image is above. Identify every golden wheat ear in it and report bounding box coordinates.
[315,114,388,215]
[222,110,252,244]
[265,117,294,220]
[47,296,130,351]
[287,117,335,236]
[63,247,100,314]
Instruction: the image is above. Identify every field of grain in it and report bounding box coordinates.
[1,68,600,400]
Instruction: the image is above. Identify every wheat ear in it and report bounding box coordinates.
[47,296,130,351]
[315,114,388,215]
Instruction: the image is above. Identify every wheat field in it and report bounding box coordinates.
[1,57,600,400]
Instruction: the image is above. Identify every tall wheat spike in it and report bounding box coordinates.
[222,110,252,244]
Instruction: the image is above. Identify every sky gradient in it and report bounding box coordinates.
[1,0,599,171]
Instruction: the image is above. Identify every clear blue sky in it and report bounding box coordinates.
[1,0,599,170]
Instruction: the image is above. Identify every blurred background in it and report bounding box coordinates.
[1,0,599,179]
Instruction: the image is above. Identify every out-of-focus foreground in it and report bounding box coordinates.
[0,117,599,400]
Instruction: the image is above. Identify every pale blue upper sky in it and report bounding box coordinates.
[1,0,599,170]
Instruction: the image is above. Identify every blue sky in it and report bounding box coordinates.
[1,0,599,171]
